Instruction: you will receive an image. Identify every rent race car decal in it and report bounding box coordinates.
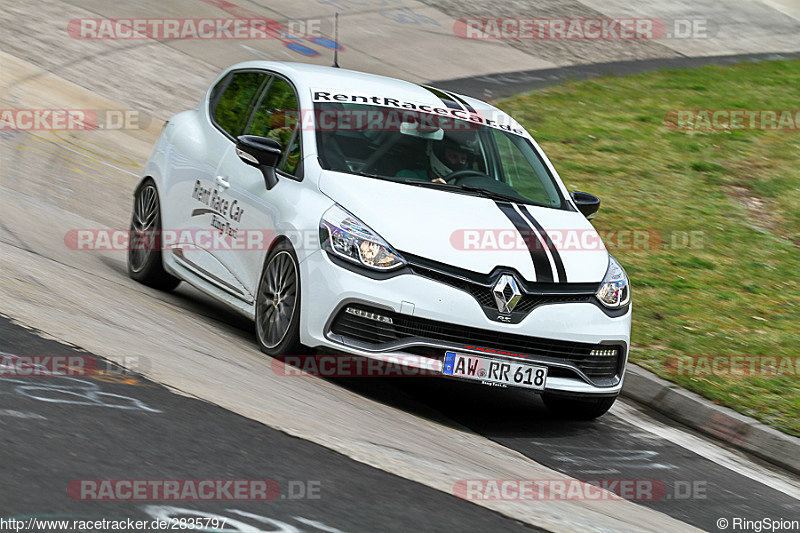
[191,179,245,238]
[310,88,527,136]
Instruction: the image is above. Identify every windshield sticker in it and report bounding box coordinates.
[310,88,528,137]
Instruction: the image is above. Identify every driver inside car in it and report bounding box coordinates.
[396,135,476,184]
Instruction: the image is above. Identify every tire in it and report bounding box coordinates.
[542,393,617,420]
[255,240,302,356]
[127,180,181,291]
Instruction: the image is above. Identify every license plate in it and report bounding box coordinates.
[442,351,547,390]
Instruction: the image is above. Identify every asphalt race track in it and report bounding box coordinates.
[0,316,535,532]
[2,0,800,531]
[2,302,797,530]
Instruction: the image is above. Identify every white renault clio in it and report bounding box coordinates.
[129,61,631,418]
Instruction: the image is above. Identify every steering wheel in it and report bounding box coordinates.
[443,169,492,184]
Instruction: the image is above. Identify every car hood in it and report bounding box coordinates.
[319,172,609,283]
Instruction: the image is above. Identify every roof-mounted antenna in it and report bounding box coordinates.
[332,13,340,68]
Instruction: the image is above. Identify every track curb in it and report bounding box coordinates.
[622,364,800,476]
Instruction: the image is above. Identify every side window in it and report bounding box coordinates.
[212,71,267,137]
[246,78,301,175]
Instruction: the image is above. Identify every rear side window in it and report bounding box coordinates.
[246,78,301,175]
[212,71,267,137]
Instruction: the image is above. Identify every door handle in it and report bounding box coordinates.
[215,175,230,189]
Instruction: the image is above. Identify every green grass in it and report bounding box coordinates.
[496,60,800,436]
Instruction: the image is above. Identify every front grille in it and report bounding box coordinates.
[329,305,623,385]
[406,262,595,321]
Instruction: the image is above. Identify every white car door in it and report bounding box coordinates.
[167,69,269,302]
[213,74,304,297]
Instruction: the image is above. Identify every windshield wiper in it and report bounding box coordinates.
[357,173,455,189]
[356,171,388,179]
[398,178,459,190]
[456,185,526,203]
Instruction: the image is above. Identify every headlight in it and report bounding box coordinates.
[320,204,405,271]
[596,255,630,309]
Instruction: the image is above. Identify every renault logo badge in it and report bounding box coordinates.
[493,274,522,314]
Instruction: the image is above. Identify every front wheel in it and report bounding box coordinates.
[542,393,617,420]
[255,241,302,356]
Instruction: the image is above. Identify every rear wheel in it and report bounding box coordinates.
[127,181,181,291]
[542,394,617,420]
[255,241,302,356]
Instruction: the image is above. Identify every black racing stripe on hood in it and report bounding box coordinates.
[495,201,553,282]
[519,204,568,283]
[420,85,463,110]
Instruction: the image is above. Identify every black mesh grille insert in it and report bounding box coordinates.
[407,264,594,318]
[330,305,623,384]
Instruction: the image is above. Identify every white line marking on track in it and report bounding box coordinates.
[613,400,800,500]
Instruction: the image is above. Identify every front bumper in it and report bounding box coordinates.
[299,250,631,396]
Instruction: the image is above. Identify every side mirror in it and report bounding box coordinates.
[570,191,600,219]
[236,135,283,190]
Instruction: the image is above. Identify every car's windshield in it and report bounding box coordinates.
[314,102,565,209]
